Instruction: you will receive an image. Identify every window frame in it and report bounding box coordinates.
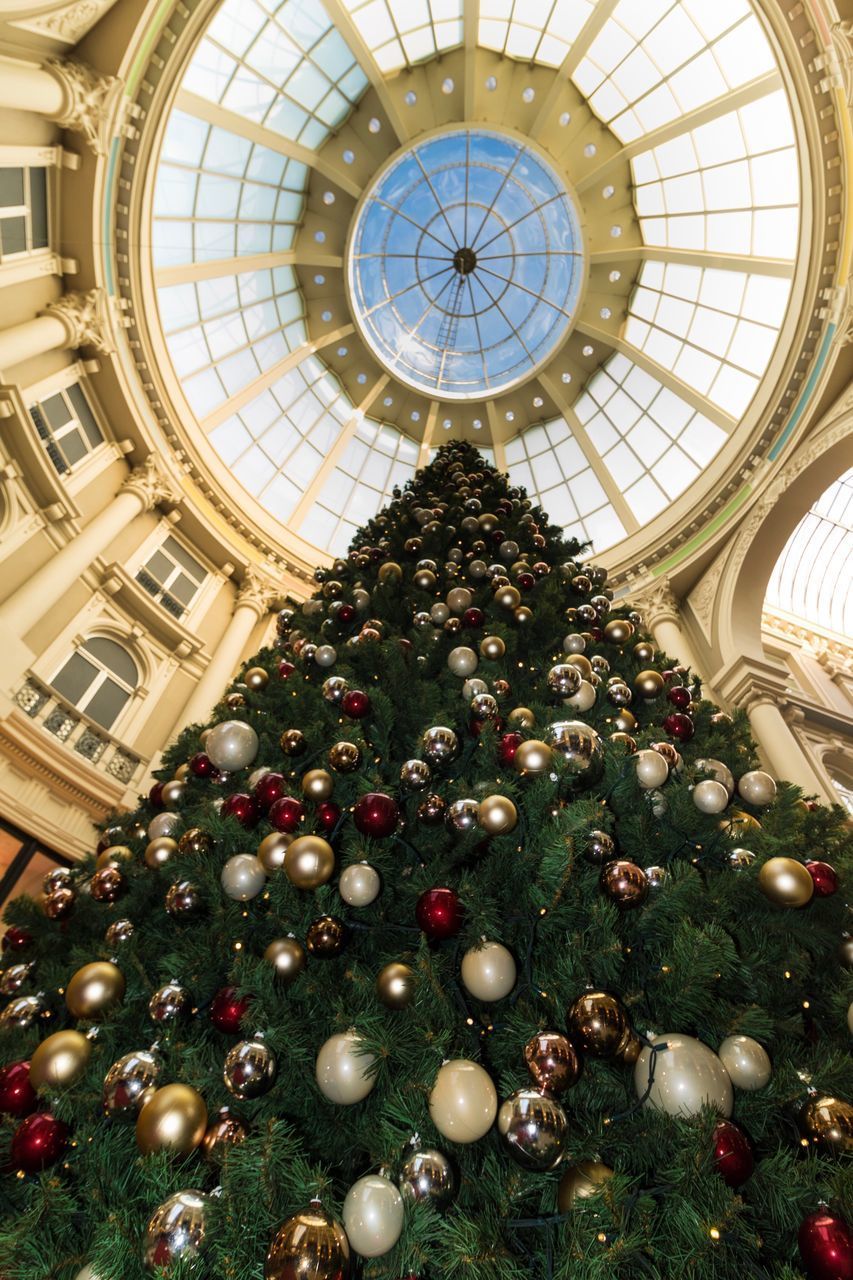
[0,162,50,264]
[49,636,139,733]
[135,531,209,620]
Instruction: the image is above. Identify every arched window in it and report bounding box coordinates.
[50,637,138,731]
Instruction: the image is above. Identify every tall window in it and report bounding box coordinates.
[51,637,138,732]
[0,167,48,261]
[29,384,104,475]
[136,535,206,618]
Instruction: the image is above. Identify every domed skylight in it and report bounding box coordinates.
[147,0,801,558]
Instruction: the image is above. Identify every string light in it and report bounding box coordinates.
[709,1228,721,1242]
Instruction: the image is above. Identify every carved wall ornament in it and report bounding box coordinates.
[236,570,281,618]
[121,455,180,512]
[9,0,118,47]
[43,289,114,354]
[626,579,681,629]
[44,57,125,156]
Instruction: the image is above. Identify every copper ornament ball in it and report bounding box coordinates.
[523,1031,580,1095]
[265,1205,350,1280]
[306,915,346,957]
[202,1107,248,1162]
[329,741,361,773]
[567,991,627,1057]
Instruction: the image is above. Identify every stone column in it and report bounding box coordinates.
[0,289,113,377]
[0,57,123,155]
[631,580,706,680]
[0,456,177,646]
[175,572,280,732]
[744,691,833,801]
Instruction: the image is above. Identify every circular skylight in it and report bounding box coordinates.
[346,128,584,400]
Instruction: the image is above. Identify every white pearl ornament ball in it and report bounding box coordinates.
[461,942,517,1001]
[634,1033,732,1118]
[205,720,259,771]
[429,1059,497,1143]
[342,1175,404,1257]
[447,646,478,677]
[737,770,777,806]
[633,749,669,790]
[338,863,381,907]
[564,679,596,712]
[220,854,266,900]
[717,1035,771,1090]
[315,1031,377,1104]
[692,779,730,814]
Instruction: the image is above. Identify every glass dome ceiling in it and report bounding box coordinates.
[149,0,801,559]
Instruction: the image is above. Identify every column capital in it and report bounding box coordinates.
[121,455,180,512]
[43,289,114,354]
[235,569,281,619]
[44,57,124,156]
[628,578,681,629]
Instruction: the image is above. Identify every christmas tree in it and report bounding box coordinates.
[1,444,851,1280]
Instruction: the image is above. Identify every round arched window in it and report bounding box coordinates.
[51,637,138,731]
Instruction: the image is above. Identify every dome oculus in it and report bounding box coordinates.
[346,128,584,400]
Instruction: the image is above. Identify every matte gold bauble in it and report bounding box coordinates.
[178,827,212,856]
[634,669,665,699]
[567,991,626,1056]
[301,768,333,800]
[329,741,361,773]
[279,728,307,756]
[136,1083,207,1155]
[284,835,335,890]
[514,606,534,624]
[614,708,637,732]
[264,936,306,982]
[557,1160,614,1210]
[378,560,402,585]
[523,1031,580,1095]
[376,962,415,1009]
[306,915,346,956]
[758,857,814,907]
[145,837,177,869]
[202,1107,247,1162]
[507,706,535,730]
[514,739,553,775]
[480,635,505,660]
[478,794,518,835]
[96,844,132,870]
[799,1095,853,1154]
[495,585,521,610]
[244,666,269,691]
[565,653,593,678]
[174,762,190,781]
[720,809,761,837]
[257,831,292,873]
[604,619,633,644]
[633,641,655,664]
[30,1029,91,1089]
[66,961,125,1020]
[265,1205,350,1280]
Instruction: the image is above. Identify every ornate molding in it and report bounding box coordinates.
[236,569,281,618]
[121,455,180,511]
[44,57,125,156]
[10,0,118,47]
[43,288,114,354]
[627,579,680,630]
[687,556,726,643]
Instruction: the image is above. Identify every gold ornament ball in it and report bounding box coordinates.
[244,666,269,691]
[284,835,335,890]
[174,762,190,781]
[30,1029,91,1089]
[160,779,185,808]
[514,605,534,624]
[514,739,553,775]
[495,585,521,610]
[226,691,246,709]
[329,741,361,773]
[615,1027,643,1066]
[136,1083,207,1156]
[565,653,593,678]
[604,619,633,644]
[799,1095,853,1154]
[202,1107,248,1163]
[478,795,518,835]
[378,560,403,585]
[633,641,655,664]
[480,635,505,660]
[178,827,212,856]
[376,961,415,1009]
[257,831,293,873]
[265,1205,350,1280]
[96,844,132,870]
[145,837,177,869]
[66,961,125,1020]
[507,706,535,730]
[301,768,334,801]
[264,937,306,983]
[839,937,853,969]
[758,857,814,908]
[280,728,307,757]
[720,809,761,837]
[634,669,665,699]
[557,1160,614,1210]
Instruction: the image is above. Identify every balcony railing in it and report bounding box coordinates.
[14,676,143,786]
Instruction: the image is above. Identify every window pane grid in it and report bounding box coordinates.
[29,386,103,476]
[0,167,49,261]
[341,0,463,74]
[478,0,595,67]
[765,468,853,638]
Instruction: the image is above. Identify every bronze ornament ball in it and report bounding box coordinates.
[136,1083,207,1156]
[264,937,306,982]
[284,835,335,890]
[264,1205,350,1280]
[280,728,307,756]
[497,1087,569,1171]
[306,915,346,957]
[44,886,76,919]
[202,1107,248,1163]
[513,739,553,775]
[105,918,134,946]
[165,880,202,918]
[523,1031,580,1095]
[329,741,361,773]
[478,794,518,835]
[568,991,627,1056]
[66,961,125,1020]
[634,669,665,699]
[145,837,177,869]
[507,706,535,730]
[223,1037,278,1100]
[301,768,334,801]
[30,1030,91,1089]
[244,666,269,691]
[376,961,415,1009]
[178,827,212,856]
[799,1094,853,1154]
[378,560,403,585]
[495,585,521,610]
[257,831,292,873]
[557,1160,614,1210]
[633,641,655,664]
[90,866,126,903]
[758,857,814,907]
[418,793,446,825]
[399,1148,456,1207]
[600,860,649,908]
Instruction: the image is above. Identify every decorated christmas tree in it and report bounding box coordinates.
[1,444,851,1280]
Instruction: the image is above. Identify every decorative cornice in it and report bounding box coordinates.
[44,57,126,157]
[43,289,115,354]
[236,569,281,618]
[120,454,181,511]
[10,0,118,48]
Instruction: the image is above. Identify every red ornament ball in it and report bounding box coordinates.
[662,711,694,742]
[10,1111,68,1173]
[666,685,692,709]
[278,660,296,680]
[462,607,485,628]
[0,1061,37,1117]
[2,926,32,952]
[798,1209,853,1280]
[353,792,399,838]
[713,1119,754,1187]
[210,986,251,1035]
[517,572,535,591]
[416,887,462,941]
[220,793,259,829]
[342,689,371,719]
[806,861,839,898]
[315,800,341,832]
[189,751,217,779]
[253,771,288,812]
[337,603,355,624]
[148,782,164,809]
[499,732,523,765]
[269,796,305,833]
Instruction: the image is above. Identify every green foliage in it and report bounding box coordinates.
[0,444,850,1280]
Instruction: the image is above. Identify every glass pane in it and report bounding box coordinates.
[169,572,198,605]
[0,169,24,207]
[67,383,103,447]
[85,678,129,730]
[163,538,205,580]
[52,652,99,704]
[145,549,173,584]
[59,429,88,467]
[42,392,72,430]
[84,638,138,686]
[29,169,48,248]
[0,215,27,256]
